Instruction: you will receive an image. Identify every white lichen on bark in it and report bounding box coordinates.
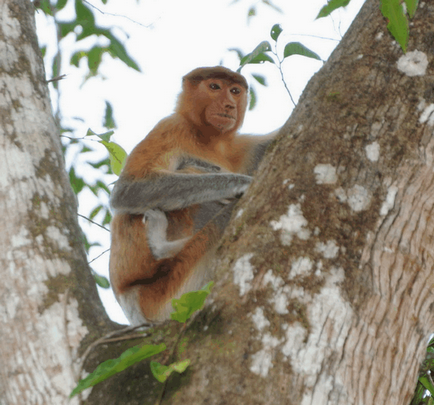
[281,267,353,404]
[347,184,371,212]
[365,142,380,161]
[263,270,291,315]
[232,253,255,296]
[270,203,311,245]
[314,164,338,184]
[397,50,428,77]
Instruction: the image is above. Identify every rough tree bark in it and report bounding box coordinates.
[148,0,433,404]
[178,1,433,404]
[0,1,112,404]
[2,0,434,404]
[86,1,434,404]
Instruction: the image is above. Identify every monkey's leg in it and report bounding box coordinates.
[135,201,237,322]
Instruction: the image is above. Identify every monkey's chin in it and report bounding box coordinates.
[209,115,237,133]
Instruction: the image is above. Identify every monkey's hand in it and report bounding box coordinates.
[219,194,245,205]
[219,181,252,204]
[144,209,191,260]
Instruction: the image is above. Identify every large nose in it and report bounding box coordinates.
[224,90,236,109]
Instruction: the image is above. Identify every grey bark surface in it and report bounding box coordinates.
[86,0,434,403]
[2,0,433,404]
[152,0,434,404]
[0,1,111,404]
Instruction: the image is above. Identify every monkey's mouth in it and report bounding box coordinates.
[216,113,235,120]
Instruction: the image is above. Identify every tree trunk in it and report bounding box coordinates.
[0,1,111,404]
[153,0,434,403]
[3,0,433,404]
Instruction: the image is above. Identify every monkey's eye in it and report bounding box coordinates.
[230,87,241,95]
[209,83,221,90]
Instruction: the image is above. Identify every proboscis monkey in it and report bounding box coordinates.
[109,66,275,325]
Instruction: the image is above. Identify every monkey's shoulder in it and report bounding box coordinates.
[122,116,187,176]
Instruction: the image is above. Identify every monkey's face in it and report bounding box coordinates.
[200,79,248,133]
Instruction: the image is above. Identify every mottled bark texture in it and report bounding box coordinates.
[0,2,111,404]
[152,0,434,404]
[3,0,434,404]
[86,1,434,403]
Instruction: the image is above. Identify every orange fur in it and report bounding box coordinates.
[109,66,273,324]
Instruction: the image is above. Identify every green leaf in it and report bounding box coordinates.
[70,50,87,68]
[249,87,257,110]
[104,101,117,129]
[89,205,103,219]
[37,0,54,16]
[252,74,267,86]
[380,0,409,52]
[270,24,283,41]
[80,145,93,153]
[107,33,141,72]
[81,233,99,253]
[99,141,127,175]
[404,0,418,18]
[170,282,214,323]
[150,359,191,383]
[411,382,427,405]
[86,128,97,136]
[69,167,85,194]
[70,344,166,397]
[102,210,112,226]
[51,54,60,88]
[58,22,77,38]
[248,6,256,17]
[419,373,434,397]
[75,0,95,29]
[262,0,283,13]
[55,0,69,11]
[317,0,351,18]
[88,181,110,198]
[92,270,110,288]
[283,42,321,61]
[86,128,115,142]
[60,126,75,135]
[87,46,104,75]
[95,180,110,194]
[228,48,245,61]
[239,41,274,69]
[88,157,110,169]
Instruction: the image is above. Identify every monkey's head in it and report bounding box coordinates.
[177,66,248,135]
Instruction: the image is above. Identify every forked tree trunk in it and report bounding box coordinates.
[2,0,434,404]
[156,1,434,404]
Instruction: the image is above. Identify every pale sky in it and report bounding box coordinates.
[35,0,365,324]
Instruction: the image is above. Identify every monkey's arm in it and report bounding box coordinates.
[110,172,252,214]
[243,131,278,175]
